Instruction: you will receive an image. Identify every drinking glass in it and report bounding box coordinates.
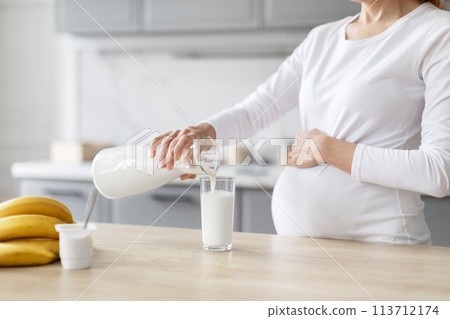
[200,176,235,251]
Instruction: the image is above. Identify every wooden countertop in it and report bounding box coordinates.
[1,223,449,301]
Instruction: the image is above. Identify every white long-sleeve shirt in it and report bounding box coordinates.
[205,3,450,245]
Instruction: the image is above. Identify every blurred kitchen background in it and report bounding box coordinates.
[1,0,449,245]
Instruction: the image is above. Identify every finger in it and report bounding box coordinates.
[159,130,180,161]
[288,149,298,164]
[291,143,299,153]
[287,155,296,167]
[149,133,170,158]
[164,130,185,169]
[295,131,307,141]
[173,135,194,161]
[165,138,179,170]
[308,149,318,165]
[180,147,194,165]
[167,128,194,161]
[148,137,163,158]
[158,135,177,167]
[311,128,325,136]
[293,135,303,148]
[180,174,196,181]
[294,137,306,152]
[288,150,294,160]
[166,134,184,161]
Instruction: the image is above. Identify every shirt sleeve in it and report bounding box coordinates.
[351,16,450,198]
[203,40,306,142]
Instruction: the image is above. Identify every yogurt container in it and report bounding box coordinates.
[55,223,97,270]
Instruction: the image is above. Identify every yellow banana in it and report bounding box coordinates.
[2,238,60,253]
[0,239,59,266]
[0,215,64,241]
[0,196,73,223]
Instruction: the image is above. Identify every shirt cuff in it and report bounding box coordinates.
[351,143,366,182]
[203,116,224,140]
[203,110,236,142]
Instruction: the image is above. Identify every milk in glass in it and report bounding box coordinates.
[200,177,235,251]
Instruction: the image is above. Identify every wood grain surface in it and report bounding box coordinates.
[1,223,449,300]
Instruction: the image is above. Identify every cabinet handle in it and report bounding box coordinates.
[150,193,197,204]
[44,189,85,198]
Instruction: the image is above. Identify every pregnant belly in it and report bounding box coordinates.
[271,166,426,243]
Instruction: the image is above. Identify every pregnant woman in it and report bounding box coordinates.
[150,0,450,245]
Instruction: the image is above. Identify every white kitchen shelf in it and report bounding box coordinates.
[11,160,282,189]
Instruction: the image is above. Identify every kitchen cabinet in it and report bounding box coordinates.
[423,196,450,247]
[17,179,111,223]
[57,0,360,34]
[143,0,261,32]
[113,185,201,228]
[58,0,141,34]
[14,176,242,231]
[114,185,242,231]
[13,165,450,246]
[240,189,276,234]
[264,0,360,28]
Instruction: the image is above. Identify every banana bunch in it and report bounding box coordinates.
[0,197,74,266]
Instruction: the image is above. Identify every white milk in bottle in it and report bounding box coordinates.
[92,144,218,199]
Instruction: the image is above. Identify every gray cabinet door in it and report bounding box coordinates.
[241,189,276,234]
[143,0,261,32]
[264,0,360,28]
[17,179,111,223]
[58,0,141,33]
[115,185,202,228]
[114,185,242,231]
[423,196,450,247]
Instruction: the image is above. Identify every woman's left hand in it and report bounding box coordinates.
[288,128,357,175]
[288,129,327,168]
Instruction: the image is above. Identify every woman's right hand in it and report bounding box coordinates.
[149,123,216,180]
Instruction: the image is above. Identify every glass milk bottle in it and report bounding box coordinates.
[92,137,220,199]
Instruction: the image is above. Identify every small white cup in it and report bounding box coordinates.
[55,223,97,270]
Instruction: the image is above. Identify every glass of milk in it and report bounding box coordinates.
[200,176,235,251]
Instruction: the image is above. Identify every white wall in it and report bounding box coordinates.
[77,50,302,146]
[0,0,62,201]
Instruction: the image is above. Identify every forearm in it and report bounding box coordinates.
[314,135,357,175]
[313,134,450,197]
[351,145,450,197]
